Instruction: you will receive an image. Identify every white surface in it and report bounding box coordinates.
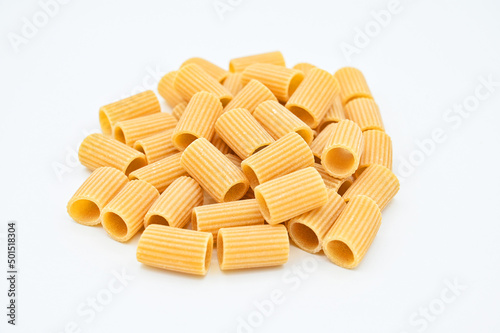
[1,0,500,332]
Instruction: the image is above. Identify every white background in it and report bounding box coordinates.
[1,0,500,332]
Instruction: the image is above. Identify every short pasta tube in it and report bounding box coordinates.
[101,180,159,242]
[67,167,128,226]
[217,225,289,270]
[215,108,275,159]
[133,129,178,164]
[253,100,313,144]
[254,167,328,224]
[182,57,229,83]
[322,195,381,269]
[310,123,338,163]
[222,73,244,96]
[334,67,373,105]
[212,133,233,154]
[158,71,185,108]
[288,189,346,253]
[344,97,384,132]
[99,90,161,136]
[78,133,147,176]
[144,176,203,229]
[114,113,177,147]
[321,119,364,178]
[223,79,277,113]
[171,91,224,150]
[357,130,392,177]
[313,163,353,195]
[285,67,340,128]
[180,138,249,203]
[172,102,187,120]
[292,62,316,75]
[229,51,285,73]
[241,64,304,103]
[137,224,213,276]
[317,95,346,132]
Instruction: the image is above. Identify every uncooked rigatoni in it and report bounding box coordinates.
[344,98,384,132]
[229,51,285,73]
[158,71,185,108]
[182,57,229,83]
[334,67,373,105]
[133,129,178,164]
[114,113,177,146]
[357,130,392,176]
[223,79,277,113]
[223,73,244,96]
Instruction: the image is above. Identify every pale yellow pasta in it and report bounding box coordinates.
[229,51,285,73]
[180,138,249,203]
[192,199,265,241]
[171,91,224,150]
[224,153,242,167]
[357,130,392,177]
[129,152,187,193]
[313,163,353,195]
[215,108,274,159]
[144,176,203,229]
[101,180,159,242]
[334,67,373,105]
[172,102,187,120]
[241,64,304,103]
[78,133,147,176]
[99,90,161,136]
[310,123,338,163]
[288,189,346,253]
[292,62,316,75]
[217,225,289,270]
[222,73,244,96]
[182,57,229,83]
[253,100,313,144]
[137,224,213,276]
[173,63,233,106]
[114,113,177,147]
[342,164,399,210]
[158,71,185,108]
[323,195,381,268]
[223,79,277,113]
[241,132,314,188]
[285,67,340,128]
[254,167,328,224]
[321,119,364,178]
[212,133,233,154]
[134,129,178,164]
[344,97,384,132]
[317,95,346,132]
[67,167,128,226]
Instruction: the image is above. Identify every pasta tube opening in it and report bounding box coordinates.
[125,157,148,176]
[287,106,315,128]
[145,215,169,227]
[68,199,100,224]
[99,110,112,136]
[224,182,248,202]
[323,147,355,176]
[102,212,128,239]
[290,223,319,252]
[324,240,354,267]
[255,190,270,221]
[172,132,198,150]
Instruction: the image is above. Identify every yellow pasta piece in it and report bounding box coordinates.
[78,133,147,176]
[224,153,242,167]
[158,71,185,108]
[215,108,275,159]
[137,224,213,276]
[129,152,187,193]
[241,132,314,188]
[285,67,340,128]
[217,225,289,270]
[172,102,187,120]
[357,130,392,177]
[317,95,346,132]
[144,176,203,229]
[253,100,314,144]
[313,163,353,195]
[223,79,277,113]
[254,167,327,224]
[133,129,178,164]
[181,138,249,202]
[321,119,364,178]
[101,180,159,242]
[171,91,224,150]
[99,90,161,136]
[344,97,384,132]
[292,62,316,75]
[229,51,285,73]
[211,133,233,154]
[334,67,373,106]
[182,57,229,83]
[322,195,381,268]
[114,113,177,147]
[222,73,244,96]
[67,167,128,226]
[192,199,265,241]
[241,64,304,103]
[173,63,233,106]
[343,164,399,210]
[288,189,345,253]
[310,123,338,163]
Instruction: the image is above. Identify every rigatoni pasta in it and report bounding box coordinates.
[114,113,177,146]
[133,129,178,164]
[223,79,277,113]
[344,98,384,132]
[182,57,229,83]
[212,133,233,154]
[229,51,285,73]
[310,123,338,163]
[172,102,187,120]
[223,73,244,96]
[334,67,373,105]
[158,71,185,108]
[317,95,346,132]
[313,163,353,195]
[292,63,316,75]
[357,130,392,176]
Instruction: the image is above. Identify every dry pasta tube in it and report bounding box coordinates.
[181,138,249,203]
[288,189,345,253]
[357,130,392,177]
[99,90,160,136]
[182,57,229,83]
[310,123,338,163]
[129,152,187,193]
[229,51,285,73]
[241,132,314,189]
[172,102,187,120]
[343,164,399,210]
[317,95,346,132]
[67,167,128,226]
[173,63,233,106]
[144,176,203,229]
[334,67,373,105]
[313,163,353,195]
[78,133,147,176]
[215,108,274,159]
[158,71,185,108]
[253,100,313,144]
[225,153,242,167]
[192,199,265,241]
[134,129,178,164]
[101,180,159,242]
[292,63,316,75]
[254,167,328,224]
[344,97,384,132]
[223,79,277,113]
[212,133,233,154]
[137,224,213,276]
[172,91,224,150]
[321,119,364,178]
[217,225,289,270]
[285,67,340,128]
[114,113,177,147]
[323,195,381,268]
[223,73,244,96]
[241,64,304,103]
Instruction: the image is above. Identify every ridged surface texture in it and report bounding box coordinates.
[114,113,177,146]
[172,102,187,120]
[182,57,229,83]
[158,71,185,108]
[292,63,316,75]
[317,95,346,132]
[223,73,244,95]
[223,79,277,113]
[310,123,338,162]
[357,130,392,176]
[344,97,384,132]
[212,133,233,154]
[229,51,285,73]
[313,163,351,194]
[133,128,178,164]
[334,67,373,105]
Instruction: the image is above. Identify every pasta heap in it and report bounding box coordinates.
[68,51,399,276]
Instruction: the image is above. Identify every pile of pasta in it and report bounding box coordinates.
[68,51,399,276]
